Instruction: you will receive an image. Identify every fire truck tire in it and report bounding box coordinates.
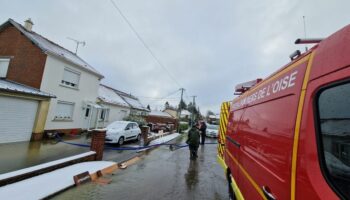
[227,172,236,200]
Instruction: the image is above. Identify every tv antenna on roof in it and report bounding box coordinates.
[67,37,86,55]
[303,16,308,51]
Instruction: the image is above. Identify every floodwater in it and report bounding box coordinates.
[53,136,228,200]
[0,135,90,174]
[0,133,147,175]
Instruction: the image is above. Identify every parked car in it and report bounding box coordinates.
[105,121,141,145]
[205,123,219,137]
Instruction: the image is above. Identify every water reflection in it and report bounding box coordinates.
[0,135,90,174]
[184,160,198,190]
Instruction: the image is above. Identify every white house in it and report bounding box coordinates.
[4,19,105,133]
[40,55,104,132]
[180,110,191,118]
[96,84,131,128]
[117,91,150,116]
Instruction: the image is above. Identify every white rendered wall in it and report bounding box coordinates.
[40,55,101,130]
[97,103,130,128]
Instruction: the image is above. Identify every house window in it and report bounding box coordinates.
[54,101,75,120]
[0,58,10,78]
[85,107,90,118]
[99,109,109,121]
[61,68,80,88]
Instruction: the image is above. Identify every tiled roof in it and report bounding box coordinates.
[99,84,148,111]
[2,19,103,79]
[98,85,130,108]
[118,93,148,111]
[149,110,174,118]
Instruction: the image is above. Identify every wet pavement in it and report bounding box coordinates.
[52,136,228,200]
[0,132,147,175]
[0,135,90,174]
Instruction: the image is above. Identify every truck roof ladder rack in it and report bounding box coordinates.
[289,50,301,61]
[234,79,262,95]
[294,38,324,44]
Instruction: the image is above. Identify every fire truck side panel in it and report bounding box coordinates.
[226,57,309,199]
[239,95,300,200]
[296,66,350,200]
[225,109,245,193]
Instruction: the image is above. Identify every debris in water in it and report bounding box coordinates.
[118,163,128,169]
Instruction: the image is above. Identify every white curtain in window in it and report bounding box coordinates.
[56,102,74,118]
[63,69,80,85]
[0,59,10,78]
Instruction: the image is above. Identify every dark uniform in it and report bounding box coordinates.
[186,126,200,160]
[199,122,207,145]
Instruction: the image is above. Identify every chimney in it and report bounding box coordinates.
[24,18,34,31]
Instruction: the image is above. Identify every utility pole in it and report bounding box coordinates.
[177,88,185,132]
[178,88,185,117]
[190,95,197,124]
[180,88,185,103]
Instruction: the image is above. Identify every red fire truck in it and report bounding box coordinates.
[218,25,350,200]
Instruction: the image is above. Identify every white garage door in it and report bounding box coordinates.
[0,96,38,143]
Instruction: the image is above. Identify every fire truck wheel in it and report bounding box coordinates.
[227,173,236,200]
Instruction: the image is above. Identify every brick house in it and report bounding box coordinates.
[145,110,178,132]
[0,18,104,138]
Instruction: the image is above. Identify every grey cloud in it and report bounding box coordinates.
[1,0,350,114]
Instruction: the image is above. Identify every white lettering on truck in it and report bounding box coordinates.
[233,70,298,109]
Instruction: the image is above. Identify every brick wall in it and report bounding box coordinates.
[90,130,106,161]
[0,24,47,89]
[145,115,178,126]
[145,115,178,129]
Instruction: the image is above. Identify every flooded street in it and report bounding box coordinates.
[53,136,228,200]
[0,136,90,174]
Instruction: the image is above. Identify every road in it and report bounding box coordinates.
[53,135,228,200]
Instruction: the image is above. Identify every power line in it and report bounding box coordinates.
[184,90,191,102]
[137,96,180,100]
[148,89,181,104]
[109,0,182,88]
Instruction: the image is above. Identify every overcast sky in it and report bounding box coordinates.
[1,0,350,114]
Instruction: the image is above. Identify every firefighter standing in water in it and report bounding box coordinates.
[186,122,200,160]
[199,121,207,145]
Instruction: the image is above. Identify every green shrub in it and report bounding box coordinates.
[179,122,189,133]
[123,115,146,126]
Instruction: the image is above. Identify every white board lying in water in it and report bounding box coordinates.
[0,161,116,200]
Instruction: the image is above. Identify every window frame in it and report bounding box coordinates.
[99,108,109,121]
[0,58,10,78]
[314,78,350,200]
[132,123,138,129]
[126,123,133,130]
[85,106,90,118]
[60,67,81,89]
[54,100,75,121]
